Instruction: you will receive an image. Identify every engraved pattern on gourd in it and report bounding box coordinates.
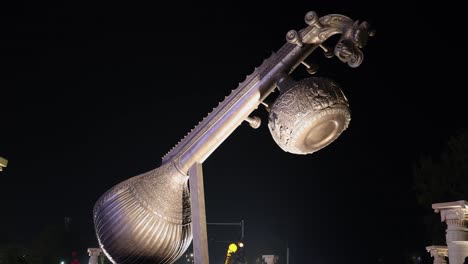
[161,14,363,162]
[268,78,350,154]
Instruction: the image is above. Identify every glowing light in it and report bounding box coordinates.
[228,243,238,253]
[238,242,244,248]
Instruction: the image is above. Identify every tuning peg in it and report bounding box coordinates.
[304,11,320,27]
[286,30,303,47]
[301,61,319,75]
[319,44,334,58]
[261,101,272,112]
[245,116,261,129]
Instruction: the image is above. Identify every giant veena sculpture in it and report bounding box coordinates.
[93,11,373,264]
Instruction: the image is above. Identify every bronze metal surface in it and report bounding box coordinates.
[268,78,350,154]
[94,162,192,264]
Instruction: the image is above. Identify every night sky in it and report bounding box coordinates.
[2,0,468,263]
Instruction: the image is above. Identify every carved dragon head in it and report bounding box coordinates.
[335,21,374,68]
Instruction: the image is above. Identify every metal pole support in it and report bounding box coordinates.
[189,162,210,264]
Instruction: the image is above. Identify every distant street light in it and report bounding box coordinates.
[184,252,194,263]
[225,244,239,264]
[228,244,238,254]
[60,261,65,264]
[0,156,7,172]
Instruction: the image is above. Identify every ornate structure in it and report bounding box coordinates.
[88,248,102,264]
[93,11,373,264]
[426,246,448,264]
[269,77,350,154]
[261,255,279,264]
[433,200,468,264]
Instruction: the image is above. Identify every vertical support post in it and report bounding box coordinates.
[433,200,468,264]
[189,162,209,264]
[241,220,244,240]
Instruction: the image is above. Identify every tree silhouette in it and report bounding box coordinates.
[413,130,468,244]
[30,224,68,264]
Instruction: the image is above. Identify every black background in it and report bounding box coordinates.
[2,0,467,263]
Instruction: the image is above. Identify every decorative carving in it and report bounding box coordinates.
[268,78,350,154]
[320,15,353,28]
[426,246,448,264]
[442,208,468,222]
[334,21,373,68]
[432,200,468,222]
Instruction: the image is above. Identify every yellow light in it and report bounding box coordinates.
[228,243,238,253]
